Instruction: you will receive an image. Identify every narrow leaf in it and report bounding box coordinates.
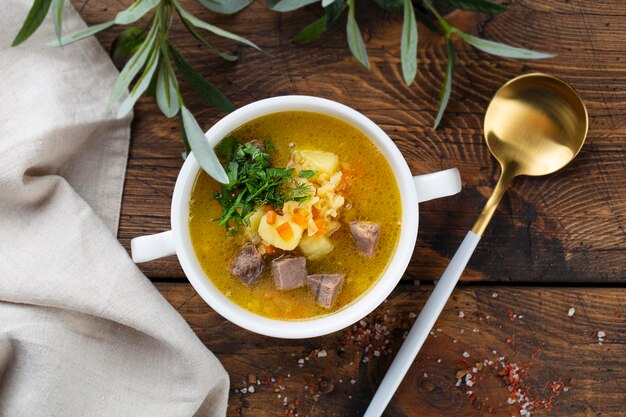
[181,17,239,61]
[401,0,418,85]
[373,0,403,13]
[414,8,441,34]
[115,0,160,25]
[170,46,234,113]
[181,106,229,184]
[179,112,191,155]
[109,23,158,102]
[174,2,261,51]
[326,0,346,21]
[12,0,53,46]
[197,0,252,14]
[51,0,64,40]
[441,0,506,15]
[116,45,160,118]
[268,0,319,12]
[156,59,180,118]
[47,20,115,46]
[454,29,555,59]
[346,0,369,70]
[322,0,336,7]
[292,15,327,43]
[434,39,454,129]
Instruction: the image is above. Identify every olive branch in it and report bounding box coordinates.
[12,0,553,184]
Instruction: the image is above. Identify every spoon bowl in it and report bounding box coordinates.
[484,73,588,177]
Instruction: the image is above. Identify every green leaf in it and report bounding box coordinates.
[414,8,441,34]
[115,0,160,25]
[434,39,454,129]
[346,0,369,70]
[12,0,53,46]
[373,0,403,13]
[110,27,147,70]
[298,170,317,179]
[174,1,261,51]
[268,0,319,12]
[441,0,506,15]
[181,106,229,184]
[401,0,418,85]
[109,22,158,102]
[292,15,327,43]
[117,45,160,118]
[51,0,64,40]
[179,112,191,155]
[156,59,180,118]
[454,29,555,59]
[326,0,346,20]
[197,0,253,14]
[47,20,115,46]
[180,17,239,61]
[169,46,235,113]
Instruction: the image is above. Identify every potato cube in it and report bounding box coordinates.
[299,235,334,260]
[298,150,339,176]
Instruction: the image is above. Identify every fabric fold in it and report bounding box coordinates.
[0,2,229,416]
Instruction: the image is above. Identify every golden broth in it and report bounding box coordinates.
[189,111,402,320]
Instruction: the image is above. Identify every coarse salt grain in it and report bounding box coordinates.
[463,352,470,358]
[598,331,606,338]
[459,311,465,318]
[298,359,304,364]
[350,379,356,384]
[317,349,327,358]
[423,372,428,378]
[437,358,442,363]
[248,386,255,393]
[409,312,417,319]
[492,292,498,298]
[241,388,247,394]
[568,307,575,317]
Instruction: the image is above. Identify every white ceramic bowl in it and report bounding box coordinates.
[131,96,461,339]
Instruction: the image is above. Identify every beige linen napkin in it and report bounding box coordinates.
[0,2,229,416]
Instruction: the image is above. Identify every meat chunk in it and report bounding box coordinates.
[271,256,307,291]
[307,274,344,308]
[231,243,265,286]
[350,222,381,257]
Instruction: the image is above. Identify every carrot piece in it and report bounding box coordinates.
[314,218,327,236]
[276,222,294,241]
[264,244,276,255]
[292,212,308,227]
[266,210,277,225]
[311,207,321,219]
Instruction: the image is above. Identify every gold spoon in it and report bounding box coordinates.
[365,73,589,417]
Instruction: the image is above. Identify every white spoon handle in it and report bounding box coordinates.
[363,231,481,417]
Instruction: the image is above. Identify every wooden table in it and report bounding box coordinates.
[79,0,625,415]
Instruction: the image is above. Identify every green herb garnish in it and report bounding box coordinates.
[214,141,316,234]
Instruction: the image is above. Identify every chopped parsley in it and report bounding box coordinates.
[214,139,316,234]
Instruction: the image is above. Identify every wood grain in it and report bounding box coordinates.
[75,0,626,282]
[158,282,626,417]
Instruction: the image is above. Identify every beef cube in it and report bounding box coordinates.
[307,274,344,308]
[350,222,381,257]
[271,256,307,291]
[231,243,265,286]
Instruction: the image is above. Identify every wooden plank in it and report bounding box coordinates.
[70,0,625,281]
[157,282,626,417]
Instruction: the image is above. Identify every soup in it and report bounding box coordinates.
[189,111,402,320]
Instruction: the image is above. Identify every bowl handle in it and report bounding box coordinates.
[131,230,176,263]
[413,168,461,203]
